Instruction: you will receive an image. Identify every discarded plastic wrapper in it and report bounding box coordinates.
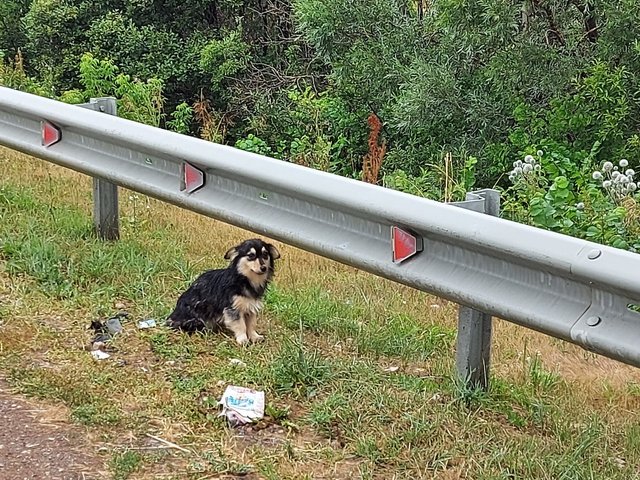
[138,319,157,329]
[105,317,123,334]
[91,350,110,360]
[218,385,265,426]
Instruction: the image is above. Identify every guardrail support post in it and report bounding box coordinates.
[454,189,500,390]
[88,98,119,241]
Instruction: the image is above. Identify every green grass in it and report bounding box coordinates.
[0,185,196,318]
[110,450,143,480]
[266,286,455,360]
[1,162,640,479]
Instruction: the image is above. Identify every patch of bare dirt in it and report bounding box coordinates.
[0,380,107,480]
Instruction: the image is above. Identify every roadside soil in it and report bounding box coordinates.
[0,380,107,480]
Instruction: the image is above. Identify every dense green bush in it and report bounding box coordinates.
[79,53,164,126]
[1,0,639,251]
[237,86,365,175]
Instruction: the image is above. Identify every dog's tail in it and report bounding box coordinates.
[165,314,205,333]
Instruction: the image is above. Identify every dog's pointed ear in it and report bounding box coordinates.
[267,243,281,260]
[224,246,239,261]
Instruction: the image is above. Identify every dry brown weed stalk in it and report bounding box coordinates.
[361,112,386,184]
[193,93,229,143]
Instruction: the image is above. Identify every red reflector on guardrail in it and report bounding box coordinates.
[181,162,205,194]
[41,121,61,147]
[392,226,422,263]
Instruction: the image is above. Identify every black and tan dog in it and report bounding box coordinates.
[166,239,280,345]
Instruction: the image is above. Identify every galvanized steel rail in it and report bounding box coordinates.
[0,86,639,378]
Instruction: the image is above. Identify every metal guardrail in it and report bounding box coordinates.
[0,86,639,384]
[77,97,120,240]
[450,190,500,388]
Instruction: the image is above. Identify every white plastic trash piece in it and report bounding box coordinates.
[137,319,157,329]
[91,350,110,360]
[218,386,265,426]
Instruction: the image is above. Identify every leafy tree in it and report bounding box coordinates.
[21,0,118,90]
[0,0,29,58]
[200,26,252,94]
[86,11,209,111]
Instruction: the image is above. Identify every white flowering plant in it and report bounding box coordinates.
[503,144,639,252]
[591,159,637,201]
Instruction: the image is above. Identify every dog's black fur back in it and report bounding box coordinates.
[166,239,280,340]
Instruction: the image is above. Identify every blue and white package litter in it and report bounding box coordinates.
[218,385,265,426]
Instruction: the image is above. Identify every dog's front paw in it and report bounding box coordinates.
[249,332,264,343]
[234,334,250,346]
